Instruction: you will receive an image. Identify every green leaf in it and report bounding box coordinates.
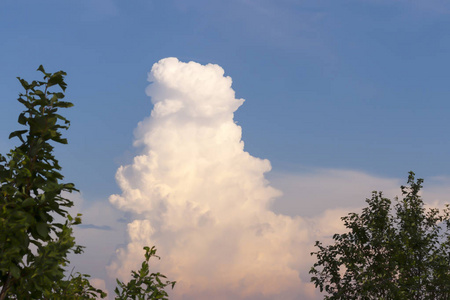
[37,65,49,77]
[17,77,30,89]
[18,112,27,125]
[22,198,35,207]
[9,129,28,141]
[36,222,49,238]
[34,90,45,98]
[10,264,21,279]
[54,101,73,108]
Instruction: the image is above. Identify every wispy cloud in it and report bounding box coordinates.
[78,224,113,231]
[269,169,403,217]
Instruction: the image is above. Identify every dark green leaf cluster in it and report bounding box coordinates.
[115,246,176,300]
[51,271,107,299]
[310,172,450,299]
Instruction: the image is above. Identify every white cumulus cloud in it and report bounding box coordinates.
[107,57,318,299]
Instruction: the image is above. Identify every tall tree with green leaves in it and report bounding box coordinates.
[0,66,105,299]
[310,172,450,299]
[0,66,176,300]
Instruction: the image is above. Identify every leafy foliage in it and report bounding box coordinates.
[0,66,176,299]
[52,271,107,299]
[0,66,104,299]
[115,246,176,300]
[310,172,450,299]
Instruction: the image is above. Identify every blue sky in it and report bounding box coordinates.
[2,0,450,190]
[1,1,450,298]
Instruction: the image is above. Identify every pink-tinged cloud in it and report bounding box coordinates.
[107,58,319,299]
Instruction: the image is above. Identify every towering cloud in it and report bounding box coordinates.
[107,58,316,299]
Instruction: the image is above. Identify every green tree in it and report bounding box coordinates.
[0,66,175,299]
[310,172,450,299]
[115,246,176,300]
[0,66,105,299]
